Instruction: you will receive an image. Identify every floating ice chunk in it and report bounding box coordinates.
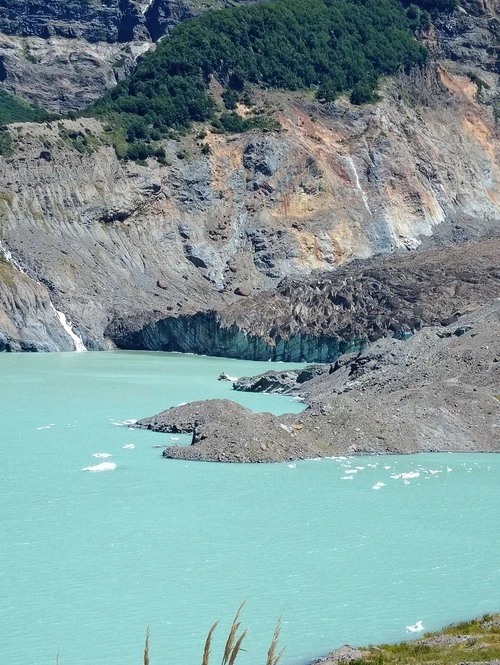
[287,463,296,469]
[427,469,441,475]
[92,452,112,458]
[391,471,420,480]
[383,465,392,469]
[406,620,424,633]
[170,437,179,441]
[122,444,135,449]
[83,462,116,472]
[372,481,385,490]
[341,476,354,480]
[112,418,137,427]
[344,469,358,474]
[356,466,365,470]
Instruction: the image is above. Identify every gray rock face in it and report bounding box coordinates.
[0,35,148,113]
[0,0,173,43]
[233,366,326,393]
[0,260,75,351]
[0,44,499,357]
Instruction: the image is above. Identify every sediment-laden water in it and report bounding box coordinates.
[1,352,499,665]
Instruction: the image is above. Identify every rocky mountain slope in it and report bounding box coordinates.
[0,0,261,112]
[0,0,498,354]
[136,299,500,461]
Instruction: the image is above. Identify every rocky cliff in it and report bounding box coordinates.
[0,0,498,354]
[0,0,261,112]
[0,53,499,354]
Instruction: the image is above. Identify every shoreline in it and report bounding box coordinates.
[308,612,500,665]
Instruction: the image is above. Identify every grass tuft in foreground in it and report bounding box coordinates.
[347,613,500,665]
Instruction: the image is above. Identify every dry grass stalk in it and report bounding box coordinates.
[222,601,246,665]
[144,625,150,665]
[228,629,248,665]
[266,617,285,665]
[202,621,220,665]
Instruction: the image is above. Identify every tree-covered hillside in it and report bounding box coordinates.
[91,0,428,156]
[0,89,56,125]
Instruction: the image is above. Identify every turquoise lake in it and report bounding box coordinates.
[1,351,499,665]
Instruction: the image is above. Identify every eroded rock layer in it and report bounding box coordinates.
[0,56,498,354]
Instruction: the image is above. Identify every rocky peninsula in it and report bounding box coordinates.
[136,299,500,461]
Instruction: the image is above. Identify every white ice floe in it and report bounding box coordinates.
[82,462,116,472]
[112,418,137,427]
[170,437,179,441]
[427,469,442,475]
[406,620,424,633]
[344,469,358,474]
[37,424,55,430]
[341,476,354,480]
[122,444,135,449]
[391,471,420,480]
[92,452,112,458]
[372,481,385,490]
[287,463,296,469]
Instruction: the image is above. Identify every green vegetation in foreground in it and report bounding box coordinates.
[90,0,428,158]
[347,613,500,664]
[0,89,58,125]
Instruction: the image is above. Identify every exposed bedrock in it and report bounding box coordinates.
[0,54,499,354]
[0,261,75,351]
[233,366,327,393]
[0,0,264,112]
[0,0,185,43]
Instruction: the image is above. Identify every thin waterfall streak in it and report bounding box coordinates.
[346,155,371,215]
[0,240,86,351]
[50,305,87,352]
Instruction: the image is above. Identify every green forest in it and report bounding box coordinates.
[0,89,56,125]
[91,0,429,158]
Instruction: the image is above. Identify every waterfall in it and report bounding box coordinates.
[50,305,87,352]
[346,155,371,215]
[0,240,87,352]
[0,240,28,275]
[140,0,155,13]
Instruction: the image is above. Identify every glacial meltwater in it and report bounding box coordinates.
[1,351,499,665]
